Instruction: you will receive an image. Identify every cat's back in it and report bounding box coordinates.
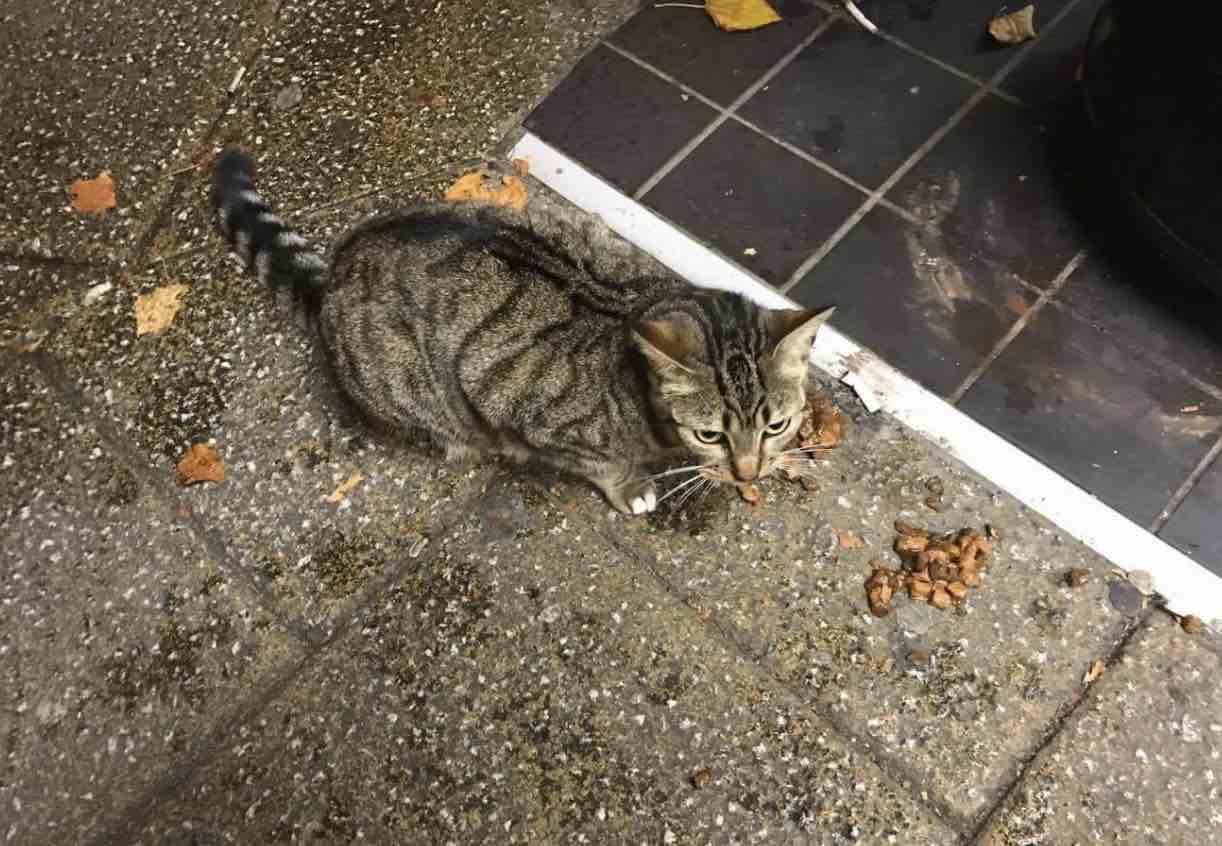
[316,197,683,434]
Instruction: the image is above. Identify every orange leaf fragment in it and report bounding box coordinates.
[176,443,225,486]
[135,283,189,337]
[70,171,117,214]
[325,470,365,504]
[512,158,530,176]
[444,168,528,211]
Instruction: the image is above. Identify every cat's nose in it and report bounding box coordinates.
[732,455,759,481]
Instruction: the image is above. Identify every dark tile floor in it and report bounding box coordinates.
[524,0,1222,576]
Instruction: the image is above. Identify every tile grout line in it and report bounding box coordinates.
[1151,433,1222,534]
[947,249,1087,404]
[606,33,920,224]
[612,13,840,200]
[778,0,1092,294]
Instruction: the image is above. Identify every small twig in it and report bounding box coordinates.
[844,0,880,35]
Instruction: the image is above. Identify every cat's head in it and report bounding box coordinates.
[632,296,835,484]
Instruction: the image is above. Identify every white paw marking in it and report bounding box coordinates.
[630,492,658,515]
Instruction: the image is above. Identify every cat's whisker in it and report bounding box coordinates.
[617,463,715,489]
[675,477,711,511]
[655,473,706,506]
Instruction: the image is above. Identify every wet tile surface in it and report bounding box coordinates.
[608,0,828,106]
[866,0,1074,80]
[524,45,717,194]
[740,18,975,187]
[1000,0,1106,110]
[1160,456,1222,574]
[889,95,1085,290]
[958,303,1220,527]
[643,119,864,286]
[790,206,1035,396]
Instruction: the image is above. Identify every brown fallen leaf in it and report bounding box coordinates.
[325,470,365,504]
[1083,658,1105,685]
[704,0,781,32]
[512,158,530,176]
[836,529,864,549]
[176,443,225,486]
[135,283,189,337]
[988,4,1036,45]
[70,171,117,214]
[1181,615,1204,635]
[444,167,528,211]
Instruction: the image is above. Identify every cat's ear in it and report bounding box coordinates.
[632,316,704,393]
[632,316,704,370]
[766,306,835,380]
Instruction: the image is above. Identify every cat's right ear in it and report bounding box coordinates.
[632,318,702,394]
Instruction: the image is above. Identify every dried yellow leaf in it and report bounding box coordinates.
[325,470,365,504]
[135,283,189,337]
[444,168,528,211]
[705,0,781,32]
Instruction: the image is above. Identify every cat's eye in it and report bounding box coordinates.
[694,429,724,445]
[764,417,791,436]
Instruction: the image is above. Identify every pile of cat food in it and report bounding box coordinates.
[740,392,845,504]
[865,521,994,617]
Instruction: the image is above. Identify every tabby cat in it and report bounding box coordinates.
[210,149,834,514]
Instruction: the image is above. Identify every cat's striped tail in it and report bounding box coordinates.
[209,148,328,315]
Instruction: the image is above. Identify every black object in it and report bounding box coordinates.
[1080,0,1222,293]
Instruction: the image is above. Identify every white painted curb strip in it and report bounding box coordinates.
[511,131,1222,623]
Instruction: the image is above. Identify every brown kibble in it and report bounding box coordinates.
[511,157,530,176]
[176,443,225,486]
[924,493,945,512]
[1065,568,1090,588]
[894,519,929,538]
[894,533,929,559]
[444,167,528,211]
[837,529,865,549]
[1181,615,1204,635]
[691,767,712,789]
[909,578,932,601]
[962,569,981,588]
[738,483,762,506]
[865,567,900,617]
[1083,658,1105,684]
[931,587,952,610]
[946,581,969,602]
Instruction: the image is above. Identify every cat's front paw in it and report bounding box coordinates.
[597,477,657,516]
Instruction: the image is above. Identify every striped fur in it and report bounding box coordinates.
[209,147,834,514]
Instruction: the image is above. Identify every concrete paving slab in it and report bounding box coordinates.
[0,356,303,844]
[160,0,639,259]
[0,0,274,262]
[564,391,1138,825]
[982,614,1222,845]
[133,480,957,845]
[24,243,497,639]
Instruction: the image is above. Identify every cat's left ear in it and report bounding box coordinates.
[765,306,836,380]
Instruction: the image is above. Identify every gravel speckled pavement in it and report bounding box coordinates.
[2,1,1220,844]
